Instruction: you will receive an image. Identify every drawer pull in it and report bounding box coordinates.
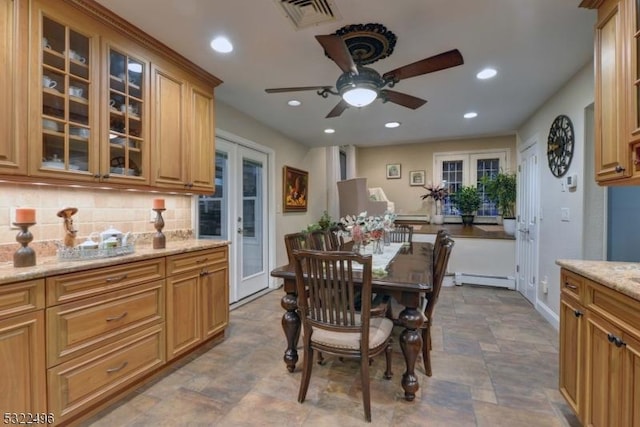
[573,310,583,318]
[106,311,128,322]
[564,282,577,290]
[106,361,128,373]
[105,274,128,283]
[608,333,626,348]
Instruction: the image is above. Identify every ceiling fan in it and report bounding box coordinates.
[265,32,464,118]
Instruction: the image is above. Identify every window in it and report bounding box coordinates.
[433,150,509,221]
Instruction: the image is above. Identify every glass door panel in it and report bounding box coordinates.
[198,151,228,239]
[41,16,92,173]
[108,49,145,177]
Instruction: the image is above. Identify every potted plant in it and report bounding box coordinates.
[420,183,449,224]
[452,186,482,225]
[481,171,517,235]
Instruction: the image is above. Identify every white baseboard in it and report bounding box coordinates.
[536,299,559,331]
[454,272,515,290]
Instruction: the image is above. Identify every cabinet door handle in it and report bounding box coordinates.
[615,165,625,173]
[607,333,616,343]
[106,361,128,374]
[106,311,128,322]
[200,269,210,277]
[105,274,128,283]
[102,174,110,179]
[573,310,583,318]
[564,282,577,290]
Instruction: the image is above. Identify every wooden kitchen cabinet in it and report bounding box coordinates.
[151,63,216,194]
[583,0,640,184]
[0,0,27,175]
[559,267,640,426]
[166,247,228,360]
[0,280,47,414]
[0,0,220,193]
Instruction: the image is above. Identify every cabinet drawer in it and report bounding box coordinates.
[589,282,640,340]
[47,280,164,367]
[166,247,227,276]
[561,269,585,301]
[46,258,165,305]
[48,324,164,423]
[0,279,44,319]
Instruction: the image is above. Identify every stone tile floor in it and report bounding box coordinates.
[84,285,581,426]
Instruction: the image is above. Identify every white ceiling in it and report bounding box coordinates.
[96,0,596,148]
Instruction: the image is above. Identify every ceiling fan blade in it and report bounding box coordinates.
[315,35,358,75]
[265,85,332,94]
[380,90,427,110]
[383,49,464,82]
[326,100,349,118]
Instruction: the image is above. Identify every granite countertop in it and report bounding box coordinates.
[0,239,230,286]
[556,259,640,301]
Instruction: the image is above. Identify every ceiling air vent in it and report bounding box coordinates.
[275,0,341,29]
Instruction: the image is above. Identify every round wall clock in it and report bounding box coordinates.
[547,114,574,177]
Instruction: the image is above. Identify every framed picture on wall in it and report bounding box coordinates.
[386,163,401,179]
[283,166,308,212]
[409,170,426,186]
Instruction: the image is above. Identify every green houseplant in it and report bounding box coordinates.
[481,170,517,234]
[452,186,482,225]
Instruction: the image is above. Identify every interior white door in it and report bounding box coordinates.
[516,142,539,304]
[197,139,269,303]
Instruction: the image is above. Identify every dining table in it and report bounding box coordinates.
[270,241,433,401]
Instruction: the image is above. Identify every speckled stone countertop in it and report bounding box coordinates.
[556,259,640,301]
[0,239,229,286]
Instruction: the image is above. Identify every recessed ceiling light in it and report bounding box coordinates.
[464,112,478,119]
[385,121,401,128]
[210,36,233,53]
[287,100,301,107]
[324,128,335,134]
[476,68,497,80]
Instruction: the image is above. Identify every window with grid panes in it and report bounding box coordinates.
[434,150,509,222]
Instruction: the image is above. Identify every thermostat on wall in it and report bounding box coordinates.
[566,173,578,189]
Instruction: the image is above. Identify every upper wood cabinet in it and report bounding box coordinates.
[151,63,215,193]
[0,0,27,175]
[1,0,221,193]
[584,0,640,184]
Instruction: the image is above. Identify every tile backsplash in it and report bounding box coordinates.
[0,183,196,261]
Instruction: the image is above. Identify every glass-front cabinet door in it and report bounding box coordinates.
[35,11,98,179]
[105,45,148,183]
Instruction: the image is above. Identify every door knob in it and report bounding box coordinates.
[237,227,243,234]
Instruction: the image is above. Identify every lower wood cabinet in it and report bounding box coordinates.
[0,244,228,425]
[0,280,46,414]
[559,267,640,427]
[166,246,229,360]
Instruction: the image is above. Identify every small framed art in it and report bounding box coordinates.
[386,163,401,179]
[283,166,308,212]
[409,170,425,186]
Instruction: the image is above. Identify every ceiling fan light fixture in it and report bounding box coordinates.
[341,86,378,107]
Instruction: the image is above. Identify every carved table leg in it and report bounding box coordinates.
[399,306,423,401]
[281,291,300,373]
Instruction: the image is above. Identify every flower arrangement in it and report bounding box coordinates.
[339,211,396,252]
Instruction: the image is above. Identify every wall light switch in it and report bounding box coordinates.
[561,208,570,222]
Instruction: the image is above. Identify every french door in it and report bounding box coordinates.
[516,142,539,305]
[197,138,269,303]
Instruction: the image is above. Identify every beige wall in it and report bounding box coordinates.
[356,135,517,215]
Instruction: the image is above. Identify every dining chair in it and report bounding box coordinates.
[326,225,345,250]
[387,224,413,243]
[421,235,454,376]
[292,249,394,422]
[387,235,454,376]
[284,232,308,263]
[433,229,450,262]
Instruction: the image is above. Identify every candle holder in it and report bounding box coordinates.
[13,222,36,267]
[152,208,166,249]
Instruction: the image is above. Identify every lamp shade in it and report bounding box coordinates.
[341,86,378,107]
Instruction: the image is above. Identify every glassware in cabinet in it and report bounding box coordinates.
[107,48,146,178]
[40,15,94,174]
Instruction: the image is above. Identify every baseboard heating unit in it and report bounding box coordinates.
[454,272,515,290]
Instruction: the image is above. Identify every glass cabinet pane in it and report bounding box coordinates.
[41,16,91,173]
[108,48,145,177]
